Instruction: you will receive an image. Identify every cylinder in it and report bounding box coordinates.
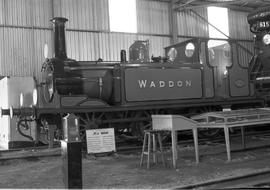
[120,50,127,62]
[51,17,68,60]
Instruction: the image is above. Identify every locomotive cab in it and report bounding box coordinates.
[165,38,251,100]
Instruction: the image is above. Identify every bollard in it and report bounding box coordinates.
[61,113,82,189]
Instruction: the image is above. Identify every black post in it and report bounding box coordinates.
[61,114,82,189]
[51,17,68,60]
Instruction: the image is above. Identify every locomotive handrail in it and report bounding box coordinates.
[64,62,204,68]
[55,77,101,82]
[63,62,204,71]
[119,63,203,69]
[77,61,121,65]
[64,66,115,71]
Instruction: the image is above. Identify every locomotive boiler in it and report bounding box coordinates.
[0,15,267,147]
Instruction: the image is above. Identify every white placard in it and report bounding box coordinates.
[86,128,116,154]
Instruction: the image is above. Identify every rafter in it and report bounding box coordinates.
[174,0,255,12]
[173,0,270,12]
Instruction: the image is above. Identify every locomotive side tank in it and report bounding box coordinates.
[124,67,202,101]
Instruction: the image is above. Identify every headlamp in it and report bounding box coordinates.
[263,34,270,45]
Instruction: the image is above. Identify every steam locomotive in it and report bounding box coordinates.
[2,7,270,145]
[248,6,270,94]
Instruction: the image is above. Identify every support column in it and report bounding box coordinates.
[192,128,199,163]
[169,0,179,45]
[224,126,231,161]
[171,130,178,168]
[61,114,82,189]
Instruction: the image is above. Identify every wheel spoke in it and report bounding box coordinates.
[85,113,91,123]
[80,124,88,128]
[78,116,88,125]
[97,112,105,119]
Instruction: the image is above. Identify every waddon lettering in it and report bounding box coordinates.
[138,80,192,88]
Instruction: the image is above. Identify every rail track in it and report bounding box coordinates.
[0,129,270,160]
[177,169,270,189]
[1,128,270,189]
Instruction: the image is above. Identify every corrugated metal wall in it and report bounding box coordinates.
[228,10,252,40]
[54,0,109,30]
[2,28,33,76]
[137,0,170,35]
[0,0,172,81]
[228,10,253,67]
[0,0,53,81]
[177,8,209,43]
[0,0,254,81]
[236,41,253,68]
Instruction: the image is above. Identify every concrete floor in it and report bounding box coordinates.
[1,133,270,189]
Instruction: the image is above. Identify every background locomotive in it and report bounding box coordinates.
[2,8,270,147]
[248,6,270,95]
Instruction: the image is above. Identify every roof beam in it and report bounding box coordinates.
[174,0,240,10]
[225,5,254,12]
[174,1,254,12]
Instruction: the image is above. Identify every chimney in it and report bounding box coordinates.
[51,17,68,60]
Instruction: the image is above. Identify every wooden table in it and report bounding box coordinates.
[151,115,199,168]
[191,108,270,161]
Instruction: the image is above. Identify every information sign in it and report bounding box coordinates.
[86,128,116,154]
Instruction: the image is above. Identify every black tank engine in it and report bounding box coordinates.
[42,17,262,109]
[2,11,269,144]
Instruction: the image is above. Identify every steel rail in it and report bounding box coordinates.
[176,169,270,189]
